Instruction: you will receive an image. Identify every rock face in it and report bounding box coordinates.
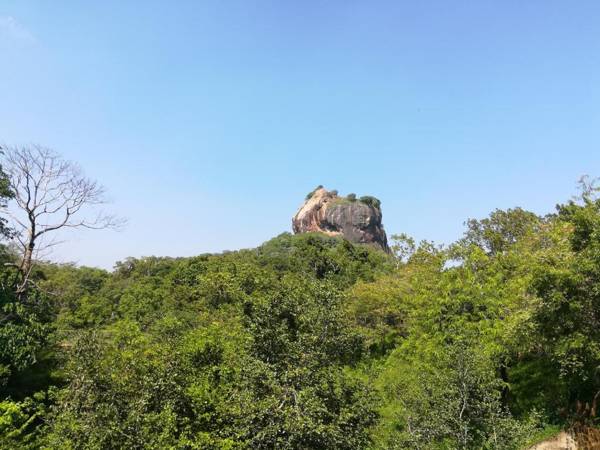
[292,187,389,252]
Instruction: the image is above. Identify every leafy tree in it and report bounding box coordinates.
[238,277,377,449]
[390,233,416,265]
[525,181,600,417]
[462,207,541,256]
[346,274,409,357]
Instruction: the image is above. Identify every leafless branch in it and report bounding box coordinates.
[0,144,125,297]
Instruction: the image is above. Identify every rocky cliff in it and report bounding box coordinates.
[292,187,389,252]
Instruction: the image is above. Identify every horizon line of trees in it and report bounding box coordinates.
[1,143,600,449]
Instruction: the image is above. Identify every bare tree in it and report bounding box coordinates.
[0,144,123,296]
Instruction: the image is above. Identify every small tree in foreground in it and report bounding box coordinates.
[1,145,123,297]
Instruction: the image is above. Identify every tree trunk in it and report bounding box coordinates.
[16,241,34,298]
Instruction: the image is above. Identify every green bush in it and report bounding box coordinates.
[305,185,324,200]
[359,195,381,209]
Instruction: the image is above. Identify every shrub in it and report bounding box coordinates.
[305,185,324,200]
[359,196,381,209]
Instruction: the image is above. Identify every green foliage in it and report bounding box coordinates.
[390,233,416,264]
[462,207,541,256]
[238,278,377,449]
[374,340,540,449]
[0,266,52,396]
[359,195,381,210]
[4,179,600,448]
[0,393,48,449]
[528,187,600,412]
[346,275,409,357]
[41,276,377,449]
[257,232,393,285]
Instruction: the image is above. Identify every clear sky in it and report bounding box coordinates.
[1,1,599,269]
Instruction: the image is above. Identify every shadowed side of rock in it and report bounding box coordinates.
[292,187,390,252]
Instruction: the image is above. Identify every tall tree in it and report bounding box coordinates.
[0,145,122,297]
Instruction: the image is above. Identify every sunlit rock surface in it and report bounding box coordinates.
[292,187,389,252]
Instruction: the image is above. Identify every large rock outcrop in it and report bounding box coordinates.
[292,187,389,252]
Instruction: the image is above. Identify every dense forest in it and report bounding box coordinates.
[2,147,600,449]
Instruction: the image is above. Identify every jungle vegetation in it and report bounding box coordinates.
[1,146,600,449]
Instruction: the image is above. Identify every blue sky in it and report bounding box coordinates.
[1,1,599,269]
